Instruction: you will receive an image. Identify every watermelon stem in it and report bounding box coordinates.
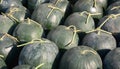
[47,5,63,18]
[66,25,78,46]
[17,40,34,47]
[81,50,97,55]
[86,27,112,35]
[93,0,97,8]
[27,18,31,24]
[1,12,6,17]
[17,39,48,47]
[111,6,120,10]
[97,14,120,30]
[47,0,63,18]
[0,55,4,58]
[35,63,44,69]
[0,33,19,42]
[80,11,101,24]
[86,14,120,35]
[0,0,3,4]
[54,0,61,5]
[6,7,20,22]
[6,13,19,22]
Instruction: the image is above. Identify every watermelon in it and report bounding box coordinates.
[59,46,102,69]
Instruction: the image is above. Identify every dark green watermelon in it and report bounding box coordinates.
[0,14,16,34]
[13,18,43,43]
[50,0,71,24]
[106,1,120,15]
[19,39,59,69]
[103,48,120,69]
[64,12,95,32]
[47,25,79,50]
[13,64,35,69]
[28,0,50,12]
[5,5,31,22]
[59,46,102,69]
[73,0,103,19]
[0,33,20,69]
[0,0,22,12]
[0,33,18,60]
[97,14,120,42]
[31,3,63,30]
[0,57,7,69]
[82,31,116,60]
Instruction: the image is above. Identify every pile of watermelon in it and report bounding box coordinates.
[1,0,120,69]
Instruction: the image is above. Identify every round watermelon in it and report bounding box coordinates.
[47,25,79,49]
[13,18,43,43]
[31,3,64,30]
[19,38,59,69]
[59,46,102,69]
[104,48,120,69]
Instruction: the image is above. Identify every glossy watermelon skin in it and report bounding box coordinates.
[73,0,103,19]
[82,32,116,60]
[47,25,79,50]
[0,0,22,12]
[13,65,35,69]
[19,39,59,69]
[5,5,31,22]
[106,1,120,15]
[64,12,95,32]
[0,57,7,69]
[13,19,43,42]
[59,46,102,69]
[104,48,120,69]
[0,15,15,34]
[31,3,63,30]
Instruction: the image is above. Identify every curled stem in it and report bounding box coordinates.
[66,25,79,46]
[81,50,97,55]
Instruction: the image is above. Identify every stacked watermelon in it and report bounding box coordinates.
[0,0,120,69]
